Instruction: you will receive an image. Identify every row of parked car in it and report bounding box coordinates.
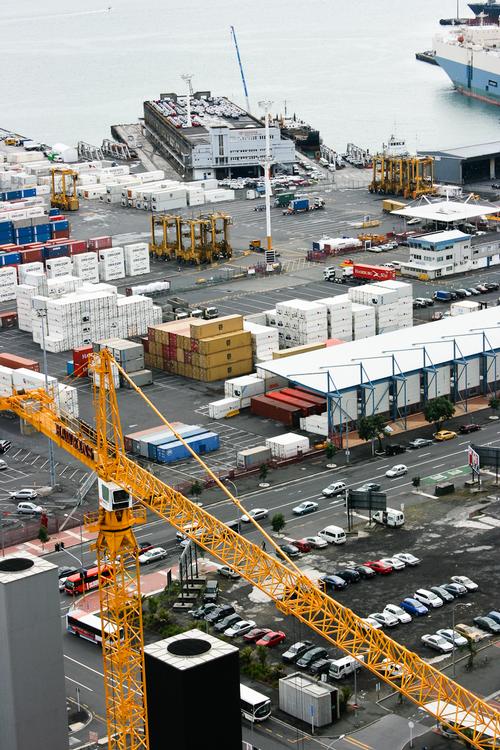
[189,600,286,645]
[319,552,421,592]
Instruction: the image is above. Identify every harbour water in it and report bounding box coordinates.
[1,0,499,153]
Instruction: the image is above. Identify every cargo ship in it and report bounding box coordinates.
[270,114,321,158]
[433,24,500,106]
[468,1,500,21]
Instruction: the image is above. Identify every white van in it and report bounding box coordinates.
[372,508,405,528]
[318,525,346,544]
[329,654,364,680]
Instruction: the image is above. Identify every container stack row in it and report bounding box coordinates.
[274,299,329,349]
[347,279,413,334]
[124,422,220,464]
[242,321,279,363]
[0,353,79,417]
[250,386,326,428]
[145,315,253,382]
[89,338,152,388]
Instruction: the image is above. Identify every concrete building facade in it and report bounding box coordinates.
[0,553,68,750]
[400,230,500,279]
[418,141,500,185]
[144,91,295,179]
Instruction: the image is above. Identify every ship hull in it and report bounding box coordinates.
[468,3,500,19]
[434,40,500,106]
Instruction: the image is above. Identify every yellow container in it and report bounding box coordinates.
[198,345,252,369]
[198,358,253,382]
[189,315,243,340]
[272,342,326,359]
[197,331,251,355]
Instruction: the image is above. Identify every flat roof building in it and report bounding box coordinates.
[418,141,500,185]
[144,91,295,179]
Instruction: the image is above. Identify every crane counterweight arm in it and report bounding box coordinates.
[1,375,499,749]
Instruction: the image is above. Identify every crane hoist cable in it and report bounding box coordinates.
[0,349,498,750]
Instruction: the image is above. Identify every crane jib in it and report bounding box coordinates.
[55,423,95,460]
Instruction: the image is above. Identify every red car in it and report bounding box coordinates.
[292,539,312,553]
[255,630,286,647]
[364,560,393,575]
[243,627,271,643]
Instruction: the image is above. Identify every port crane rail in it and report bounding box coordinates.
[0,350,498,750]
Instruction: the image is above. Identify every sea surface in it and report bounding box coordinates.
[1,0,499,153]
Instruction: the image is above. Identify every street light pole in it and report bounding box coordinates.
[258,99,274,263]
[452,602,472,677]
[33,304,57,488]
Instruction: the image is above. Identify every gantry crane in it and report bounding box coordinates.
[50,167,79,211]
[0,349,499,750]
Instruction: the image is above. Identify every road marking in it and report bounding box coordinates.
[64,654,104,678]
[65,676,93,692]
[432,463,446,469]
[458,440,470,445]
[344,737,373,750]
[419,452,431,457]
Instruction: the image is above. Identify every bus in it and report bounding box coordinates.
[64,565,113,595]
[66,609,119,645]
[240,684,271,723]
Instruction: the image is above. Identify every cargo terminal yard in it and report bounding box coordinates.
[3,118,500,750]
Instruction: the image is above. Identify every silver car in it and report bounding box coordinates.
[436,628,468,648]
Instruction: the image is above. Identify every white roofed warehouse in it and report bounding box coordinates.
[255,306,500,442]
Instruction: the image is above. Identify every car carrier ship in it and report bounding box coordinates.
[433,23,500,106]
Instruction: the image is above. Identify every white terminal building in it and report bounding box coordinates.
[393,198,500,279]
[257,306,500,440]
[143,90,296,180]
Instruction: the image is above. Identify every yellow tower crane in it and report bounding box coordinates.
[50,167,79,211]
[0,349,499,750]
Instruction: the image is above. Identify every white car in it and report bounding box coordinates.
[138,547,167,565]
[10,488,38,500]
[224,619,256,637]
[322,481,347,497]
[414,588,443,608]
[369,611,399,628]
[302,535,328,549]
[393,552,420,566]
[17,501,44,515]
[241,508,268,523]
[436,628,468,648]
[421,634,453,653]
[383,604,412,624]
[385,464,407,478]
[176,522,200,540]
[379,556,405,571]
[292,501,319,516]
[361,617,382,630]
[0,459,7,471]
[451,575,478,592]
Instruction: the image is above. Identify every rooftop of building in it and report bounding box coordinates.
[258,305,500,395]
[392,196,499,222]
[146,91,262,145]
[420,141,500,159]
[410,229,471,243]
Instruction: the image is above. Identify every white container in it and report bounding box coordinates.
[224,375,266,399]
[265,433,310,459]
[208,397,241,419]
[450,300,481,316]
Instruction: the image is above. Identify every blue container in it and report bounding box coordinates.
[22,188,36,198]
[157,431,219,464]
[0,252,21,266]
[51,220,69,234]
[44,245,69,259]
[49,208,60,217]
[6,190,22,201]
[151,427,207,460]
[312,241,320,251]
[66,361,74,376]
[291,198,309,211]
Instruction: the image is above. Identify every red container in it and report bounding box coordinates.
[325,338,345,347]
[281,388,326,411]
[265,390,315,416]
[23,243,44,250]
[0,311,17,329]
[88,236,112,251]
[67,239,88,255]
[49,215,66,223]
[140,337,149,354]
[20,248,43,263]
[0,244,18,252]
[250,395,299,427]
[72,345,93,376]
[352,263,396,282]
[0,353,40,371]
[52,229,70,240]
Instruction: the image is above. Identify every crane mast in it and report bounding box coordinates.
[0,349,499,750]
[230,25,251,114]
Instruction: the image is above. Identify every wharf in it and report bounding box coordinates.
[111,122,181,180]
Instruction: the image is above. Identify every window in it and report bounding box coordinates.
[446,255,453,260]
[489,80,498,88]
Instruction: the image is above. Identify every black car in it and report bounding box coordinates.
[459,423,480,434]
[335,568,361,583]
[474,616,500,634]
[492,183,500,190]
[453,289,468,299]
[0,439,11,454]
[309,658,332,676]
[276,544,300,559]
[282,640,313,664]
[319,574,348,591]
[355,565,376,579]
[449,291,458,300]
[358,482,381,492]
[214,612,241,633]
[485,282,500,291]
[189,602,218,620]
[385,444,406,456]
[205,604,235,624]
[203,580,219,603]
[58,566,78,579]
[296,646,329,669]
[430,586,454,603]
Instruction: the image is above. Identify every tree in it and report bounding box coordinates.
[357,415,387,453]
[423,396,455,430]
[271,513,285,533]
[489,395,500,412]
[190,480,203,498]
[259,464,269,483]
[37,525,49,545]
[325,441,336,460]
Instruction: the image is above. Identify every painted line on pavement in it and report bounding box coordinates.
[64,654,104,678]
[66,676,93,692]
